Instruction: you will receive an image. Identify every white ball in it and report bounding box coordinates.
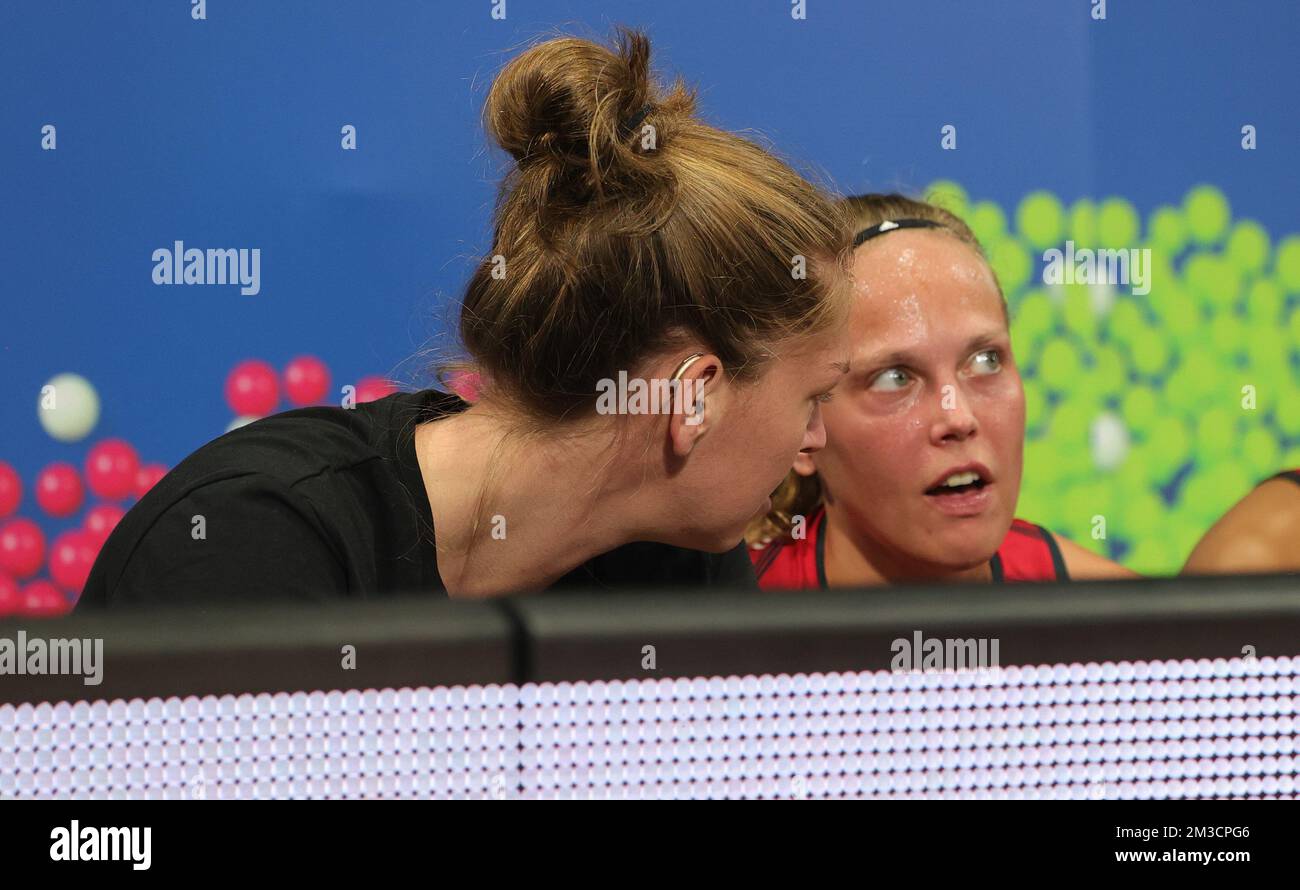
[1090,411,1130,471]
[37,373,100,443]
[226,415,258,433]
[1090,281,1117,318]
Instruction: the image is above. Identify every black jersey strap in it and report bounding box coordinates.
[1037,524,1070,581]
[990,524,1067,582]
[1268,469,1300,488]
[751,538,784,581]
[813,508,830,590]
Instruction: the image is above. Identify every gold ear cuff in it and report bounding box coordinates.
[671,353,705,381]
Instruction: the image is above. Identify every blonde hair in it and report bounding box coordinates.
[455,27,854,422]
[745,192,1002,545]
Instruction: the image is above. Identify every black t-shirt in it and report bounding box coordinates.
[79,389,756,607]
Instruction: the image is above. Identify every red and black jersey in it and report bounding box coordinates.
[750,506,1069,590]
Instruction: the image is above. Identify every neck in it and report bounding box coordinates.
[414,403,649,597]
[820,501,992,586]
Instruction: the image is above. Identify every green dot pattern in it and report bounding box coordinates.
[926,180,1300,574]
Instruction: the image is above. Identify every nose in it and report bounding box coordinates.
[929,382,978,445]
[801,403,828,453]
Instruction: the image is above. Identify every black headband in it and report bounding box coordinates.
[620,103,654,137]
[852,217,942,249]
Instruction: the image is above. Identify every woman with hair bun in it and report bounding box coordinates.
[81,28,854,606]
[748,193,1135,589]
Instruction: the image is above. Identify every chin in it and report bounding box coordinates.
[927,529,1005,571]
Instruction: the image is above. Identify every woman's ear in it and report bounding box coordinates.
[669,408,703,457]
[667,354,723,457]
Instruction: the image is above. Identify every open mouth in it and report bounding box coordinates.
[924,469,989,497]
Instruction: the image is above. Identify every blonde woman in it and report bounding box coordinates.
[749,194,1136,588]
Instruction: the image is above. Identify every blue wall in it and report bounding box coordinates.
[2,0,1296,521]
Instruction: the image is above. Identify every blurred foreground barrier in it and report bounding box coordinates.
[2,574,1298,798]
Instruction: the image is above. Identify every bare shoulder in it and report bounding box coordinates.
[1183,478,1300,575]
[1051,533,1142,580]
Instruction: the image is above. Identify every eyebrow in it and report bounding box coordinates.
[830,360,851,374]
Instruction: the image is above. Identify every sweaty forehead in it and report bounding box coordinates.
[849,229,1002,325]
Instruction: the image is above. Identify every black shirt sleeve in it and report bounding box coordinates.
[89,473,349,606]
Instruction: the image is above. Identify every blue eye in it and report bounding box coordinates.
[869,367,911,392]
[970,350,1002,375]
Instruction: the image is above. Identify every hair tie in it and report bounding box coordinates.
[852,217,943,249]
[620,103,654,137]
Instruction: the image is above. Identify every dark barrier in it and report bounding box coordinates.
[2,574,1298,799]
[2,574,1298,703]
[515,574,1300,683]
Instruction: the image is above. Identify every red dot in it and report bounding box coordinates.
[0,572,18,617]
[0,462,20,518]
[225,359,280,416]
[284,355,331,406]
[49,530,98,595]
[85,439,141,501]
[35,462,85,517]
[21,579,71,618]
[356,376,397,404]
[134,463,169,499]
[84,503,127,545]
[0,518,46,579]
